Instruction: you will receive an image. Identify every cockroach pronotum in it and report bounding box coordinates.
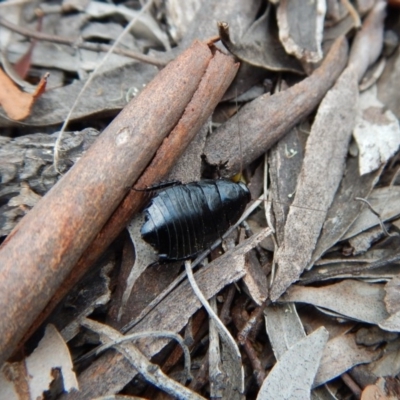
[141,179,251,262]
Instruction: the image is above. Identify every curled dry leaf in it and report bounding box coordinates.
[277,0,326,63]
[0,68,48,120]
[218,7,304,74]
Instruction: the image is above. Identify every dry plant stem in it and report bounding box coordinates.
[16,46,238,354]
[0,16,166,67]
[81,319,205,400]
[341,372,362,398]
[242,339,265,387]
[184,260,242,368]
[94,330,192,382]
[161,310,207,376]
[219,285,236,324]
[238,300,269,345]
[204,36,349,177]
[0,40,213,367]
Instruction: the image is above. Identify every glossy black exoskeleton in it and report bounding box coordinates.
[141,179,251,262]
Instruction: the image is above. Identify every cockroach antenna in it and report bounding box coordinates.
[236,89,244,181]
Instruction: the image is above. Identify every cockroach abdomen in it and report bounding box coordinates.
[141,179,251,262]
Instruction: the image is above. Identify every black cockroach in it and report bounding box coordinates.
[141,179,251,262]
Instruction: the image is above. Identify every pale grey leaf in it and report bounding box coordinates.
[257,327,328,400]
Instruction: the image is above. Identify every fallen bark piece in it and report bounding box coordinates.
[270,66,358,301]
[204,36,348,177]
[0,40,213,367]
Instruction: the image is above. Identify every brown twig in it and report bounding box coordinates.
[243,340,266,387]
[0,16,166,67]
[237,300,269,345]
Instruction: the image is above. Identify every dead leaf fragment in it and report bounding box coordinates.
[353,86,400,175]
[282,280,390,325]
[218,7,304,74]
[315,333,381,387]
[277,0,326,63]
[270,66,358,301]
[257,326,328,399]
[0,324,78,399]
[348,0,386,82]
[0,68,48,120]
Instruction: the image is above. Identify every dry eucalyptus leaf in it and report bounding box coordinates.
[354,86,400,175]
[257,326,328,400]
[310,157,382,266]
[163,0,202,42]
[271,66,358,301]
[121,214,158,320]
[218,6,304,74]
[348,225,386,255]
[343,186,400,240]
[348,0,386,82]
[85,1,170,50]
[384,274,400,315]
[277,0,326,63]
[269,124,304,245]
[26,325,78,397]
[177,0,262,50]
[365,338,400,379]
[379,275,400,332]
[264,303,306,360]
[209,298,244,400]
[378,46,400,119]
[315,332,381,387]
[282,280,390,325]
[242,249,269,305]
